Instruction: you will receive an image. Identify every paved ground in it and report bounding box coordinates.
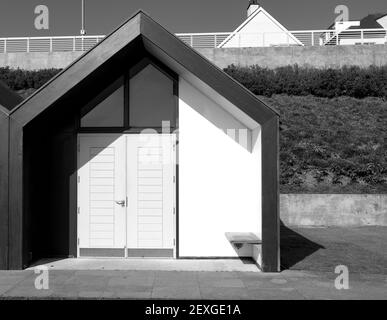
[27,258,261,272]
[0,227,385,300]
[0,269,385,300]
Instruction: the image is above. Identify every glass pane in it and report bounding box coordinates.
[130,64,176,128]
[81,84,124,127]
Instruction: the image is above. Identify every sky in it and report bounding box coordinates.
[0,0,386,37]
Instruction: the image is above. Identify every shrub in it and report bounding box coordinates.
[224,64,387,99]
[0,67,61,91]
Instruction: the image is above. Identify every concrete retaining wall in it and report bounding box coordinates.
[1,45,387,70]
[0,52,83,70]
[280,194,387,227]
[197,45,387,69]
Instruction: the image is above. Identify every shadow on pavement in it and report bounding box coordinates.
[280,221,325,271]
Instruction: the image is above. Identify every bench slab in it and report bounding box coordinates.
[225,232,262,244]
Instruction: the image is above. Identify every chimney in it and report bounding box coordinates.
[247,0,260,17]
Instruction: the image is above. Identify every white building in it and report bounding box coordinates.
[218,0,303,48]
[0,11,280,272]
[322,13,387,46]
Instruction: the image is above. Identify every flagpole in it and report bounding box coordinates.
[80,0,86,35]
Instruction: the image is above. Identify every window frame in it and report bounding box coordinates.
[78,56,178,133]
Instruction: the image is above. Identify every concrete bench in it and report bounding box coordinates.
[225,232,262,267]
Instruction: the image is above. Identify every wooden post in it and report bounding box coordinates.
[0,111,9,269]
[8,118,24,270]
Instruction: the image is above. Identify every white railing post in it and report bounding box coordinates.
[311,32,314,46]
[50,37,53,52]
[214,34,217,48]
[361,30,364,45]
[27,38,30,52]
[4,39,6,53]
[190,35,193,47]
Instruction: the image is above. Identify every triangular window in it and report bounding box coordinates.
[81,77,124,127]
[129,63,176,128]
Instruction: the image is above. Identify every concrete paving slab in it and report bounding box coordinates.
[28,258,260,272]
[245,287,305,300]
[0,273,32,286]
[108,287,152,299]
[241,277,296,289]
[199,286,249,300]
[198,278,245,288]
[3,286,54,299]
[154,272,198,287]
[107,275,154,287]
[64,274,108,287]
[0,285,15,296]
[152,286,201,299]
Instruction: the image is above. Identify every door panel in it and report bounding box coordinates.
[78,135,126,251]
[127,134,175,251]
[78,134,175,257]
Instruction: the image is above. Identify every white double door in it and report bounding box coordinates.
[78,134,176,257]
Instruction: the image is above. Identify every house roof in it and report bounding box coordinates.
[219,6,303,47]
[10,10,278,128]
[0,80,23,112]
[327,13,387,30]
[350,13,387,29]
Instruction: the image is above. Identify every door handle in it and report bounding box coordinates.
[115,200,125,207]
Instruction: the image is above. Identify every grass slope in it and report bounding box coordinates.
[260,95,387,193]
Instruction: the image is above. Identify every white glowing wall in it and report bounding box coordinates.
[178,79,261,257]
[220,9,300,48]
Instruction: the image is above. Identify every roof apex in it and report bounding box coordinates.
[11,10,278,126]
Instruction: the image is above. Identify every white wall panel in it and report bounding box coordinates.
[178,79,261,257]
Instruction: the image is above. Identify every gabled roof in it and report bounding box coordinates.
[10,10,278,128]
[219,6,303,47]
[350,13,387,29]
[327,13,387,30]
[0,80,23,112]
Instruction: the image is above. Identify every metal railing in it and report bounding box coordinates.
[177,29,387,48]
[175,32,231,48]
[0,35,105,53]
[0,29,386,53]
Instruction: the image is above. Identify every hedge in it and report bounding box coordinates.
[0,67,61,91]
[224,64,387,99]
[2,65,387,100]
